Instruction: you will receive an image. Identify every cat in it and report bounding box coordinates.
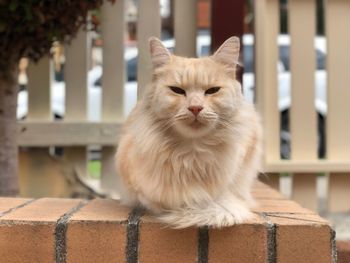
[115,36,262,228]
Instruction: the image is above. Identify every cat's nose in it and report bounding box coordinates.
[188,106,203,116]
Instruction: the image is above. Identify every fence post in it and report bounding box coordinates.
[100,0,126,196]
[289,0,318,211]
[174,0,197,57]
[20,57,70,197]
[137,0,161,98]
[254,0,281,189]
[325,0,350,212]
[64,28,89,197]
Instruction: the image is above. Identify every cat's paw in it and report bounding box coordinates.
[158,202,254,229]
[206,205,254,228]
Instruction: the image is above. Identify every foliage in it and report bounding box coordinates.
[0,0,115,73]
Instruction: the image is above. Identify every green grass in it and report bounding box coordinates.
[88,160,101,179]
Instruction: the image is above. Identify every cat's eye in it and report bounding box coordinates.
[169,86,186,96]
[205,87,221,95]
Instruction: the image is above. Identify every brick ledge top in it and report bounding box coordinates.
[0,182,336,263]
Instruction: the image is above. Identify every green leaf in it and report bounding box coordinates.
[0,21,6,32]
[9,0,18,11]
[24,4,33,21]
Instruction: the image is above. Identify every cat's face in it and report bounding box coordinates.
[147,37,242,138]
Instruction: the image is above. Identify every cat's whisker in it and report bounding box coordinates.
[218,116,235,125]
[159,120,174,132]
[174,114,190,120]
[200,116,217,121]
[174,117,189,121]
[217,120,235,130]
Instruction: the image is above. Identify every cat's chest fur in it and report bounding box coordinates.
[134,137,237,209]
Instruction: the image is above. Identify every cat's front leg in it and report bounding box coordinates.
[211,192,254,227]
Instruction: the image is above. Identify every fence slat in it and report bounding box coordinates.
[174,0,197,57]
[137,0,161,98]
[326,0,350,212]
[328,173,350,212]
[64,28,88,193]
[101,0,126,193]
[18,122,122,146]
[27,57,51,120]
[289,0,318,211]
[292,173,317,211]
[101,0,125,121]
[65,30,88,120]
[255,0,280,184]
[264,160,350,173]
[21,57,57,197]
[290,0,317,161]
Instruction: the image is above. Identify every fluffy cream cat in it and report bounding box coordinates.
[116,36,262,228]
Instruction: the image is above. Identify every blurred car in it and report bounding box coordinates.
[17,34,326,158]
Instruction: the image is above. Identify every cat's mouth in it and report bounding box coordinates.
[174,115,215,137]
[187,118,207,129]
[174,114,213,133]
[190,120,202,128]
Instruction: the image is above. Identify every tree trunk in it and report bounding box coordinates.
[0,66,19,196]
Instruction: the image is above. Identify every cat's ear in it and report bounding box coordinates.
[212,37,240,69]
[149,37,171,69]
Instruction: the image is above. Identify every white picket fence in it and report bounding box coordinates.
[256,0,350,212]
[18,0,350,213]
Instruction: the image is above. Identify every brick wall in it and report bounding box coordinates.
[0,182,336,263]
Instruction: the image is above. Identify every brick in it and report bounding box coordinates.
[337,241,350,263]
[0,198,32,215]
[267,213,330,225]
[267,213,333,263]
[0,198,81,263]
[66,199,129,263]
[254,199,313,214]
[139,215,197,263]
[1,198,82,222]
[208,213,268,263]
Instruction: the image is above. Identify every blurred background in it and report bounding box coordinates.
[10,0,350,243]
